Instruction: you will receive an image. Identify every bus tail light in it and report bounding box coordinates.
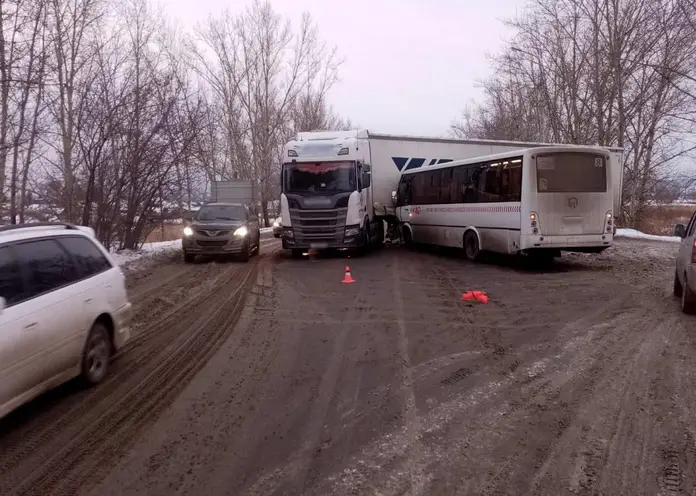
[605,211,613,233]
[529,212,539,235]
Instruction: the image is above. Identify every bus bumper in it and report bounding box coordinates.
[520,233,613,253]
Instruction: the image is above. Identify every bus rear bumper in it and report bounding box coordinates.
[520,233,613,253]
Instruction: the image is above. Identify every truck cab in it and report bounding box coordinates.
[279,131,377,256]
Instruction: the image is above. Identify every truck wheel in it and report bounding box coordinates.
[463,230,480,261]
[183,252,195,264]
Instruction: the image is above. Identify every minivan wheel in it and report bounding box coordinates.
[82,322,111,386]
[674,269,683,297]
[681,275,696,314]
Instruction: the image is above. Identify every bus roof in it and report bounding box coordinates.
[400,145,613,175]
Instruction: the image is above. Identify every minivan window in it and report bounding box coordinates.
[0,246,26,306]
[58,236,112,279]
[16,239,77,298]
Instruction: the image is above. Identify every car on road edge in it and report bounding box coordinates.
[0,222,133,419]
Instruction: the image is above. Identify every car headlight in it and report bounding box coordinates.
[183,226,193,236]
[234,226,248,237]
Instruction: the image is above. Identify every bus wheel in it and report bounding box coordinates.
[463,230,480,261]
[402,226,413,247]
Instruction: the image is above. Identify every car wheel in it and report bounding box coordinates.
[239,241,250,262]
[463,230,480,261]
[82,322,111,386]
[674,269,683,297]
[681,274,696,314]
[183,252,195,264]
[254,230,261,255]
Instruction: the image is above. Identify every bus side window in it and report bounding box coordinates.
[440,168,452,204]
[398,176,412,206]
[501,160,522,201]
[411,173,426,205]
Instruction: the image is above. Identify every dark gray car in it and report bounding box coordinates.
[182,203,261,263]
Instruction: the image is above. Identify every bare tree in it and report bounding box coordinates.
[453,0,696,226]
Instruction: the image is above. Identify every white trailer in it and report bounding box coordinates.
[278,130,623,256]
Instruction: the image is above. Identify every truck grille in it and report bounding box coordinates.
[289,208,348,243]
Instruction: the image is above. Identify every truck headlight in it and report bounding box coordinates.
[345,226,360,237]
[234,226,248,237]
[272,220,279,227]
[183,226,193,236]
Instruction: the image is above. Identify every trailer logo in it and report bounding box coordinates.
[411,206,421,215]
[568,197,579,208]
[391,157,454,172]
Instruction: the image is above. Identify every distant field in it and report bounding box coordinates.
[637,204,695,235]
[145,223,185,242]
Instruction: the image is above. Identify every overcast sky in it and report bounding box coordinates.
[160,0,525,137]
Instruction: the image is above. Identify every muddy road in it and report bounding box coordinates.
[2,236,696,495]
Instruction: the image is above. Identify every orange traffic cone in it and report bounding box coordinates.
[342,265,355,284]
[462,290,489,303]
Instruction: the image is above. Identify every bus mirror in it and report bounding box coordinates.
[391,190,397,205]
[675,224,686,238]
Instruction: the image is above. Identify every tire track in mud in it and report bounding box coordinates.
[244,257,369,495]
[0,245,280,496]
[0,260,245,481]
[318,248,645,495]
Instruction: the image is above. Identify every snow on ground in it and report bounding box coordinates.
[111,227,275,267]
[616,228,681,243]
[111,240,181,267]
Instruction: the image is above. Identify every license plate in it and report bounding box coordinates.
[310,242,328,249]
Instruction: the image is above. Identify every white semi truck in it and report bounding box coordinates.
[279,130,623,257]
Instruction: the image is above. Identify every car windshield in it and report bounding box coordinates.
[195,205,246,221]
[283,161,356,194]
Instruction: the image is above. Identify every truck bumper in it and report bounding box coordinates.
[281,226,365,250]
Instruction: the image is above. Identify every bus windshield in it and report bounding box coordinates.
[536,153,607,193]
[283,161,356,194]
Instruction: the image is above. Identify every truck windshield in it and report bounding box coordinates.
[283,161,356,194]
[536,152,607,193]
[195,205,247,221]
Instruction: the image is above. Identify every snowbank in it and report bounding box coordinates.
[110,239,181,266]
[615,228,681,243]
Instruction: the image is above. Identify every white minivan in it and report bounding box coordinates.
[0,222,132,419]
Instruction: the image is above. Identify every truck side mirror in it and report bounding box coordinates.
[362,171,371,188]
[391,190,398,206]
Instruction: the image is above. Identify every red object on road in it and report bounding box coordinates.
[462,290,489,303]
[342,266,355,284]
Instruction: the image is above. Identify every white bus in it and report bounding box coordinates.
[392,146,616,261]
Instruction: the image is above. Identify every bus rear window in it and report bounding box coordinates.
[536,153,607,193]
